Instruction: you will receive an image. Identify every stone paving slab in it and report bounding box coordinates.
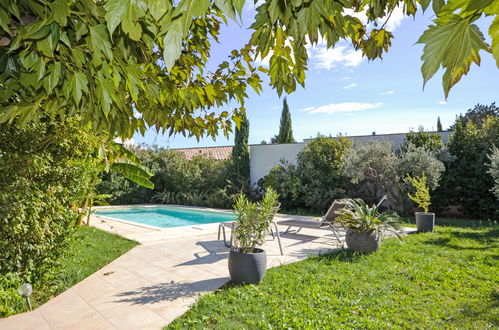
[1,208,414,329]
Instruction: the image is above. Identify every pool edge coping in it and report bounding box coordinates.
[92,204,235,233]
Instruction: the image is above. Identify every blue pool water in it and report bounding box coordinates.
[95,206,235,228]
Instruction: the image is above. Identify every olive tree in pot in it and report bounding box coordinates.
[336,199,402,253]
[406,173,435,232]
[228,188,279,285]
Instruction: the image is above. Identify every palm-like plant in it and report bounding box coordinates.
[336,199,402,239]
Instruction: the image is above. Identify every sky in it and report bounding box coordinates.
[133,5,499,148]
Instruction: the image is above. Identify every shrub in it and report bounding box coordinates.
[434,116,499,218]
[233,188,279,253]
[488,147,499,200]
[336,199,401,236]
[397,144,445,191]
[296,136,351,212]
[451,103,499,130]
[0,119,105,283]
[401,126,443,152]
[98,148,234,208]
[393,144,445,215]
[342,140,398,205]
[406,173,431,213]
[258,161,304,210]
[0,273,25,317]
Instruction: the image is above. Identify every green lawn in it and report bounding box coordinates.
[168,220,498,329]
[2,226,137,316]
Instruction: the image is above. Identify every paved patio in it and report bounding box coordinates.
[0,211,350,329]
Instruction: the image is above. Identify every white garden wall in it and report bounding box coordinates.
[249,131,452,186]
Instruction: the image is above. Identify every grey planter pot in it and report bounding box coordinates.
[415,212,435,232]
[345,229,381,253]
[228,248,267,285]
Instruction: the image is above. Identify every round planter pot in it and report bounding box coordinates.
[228,248,267,285]
[345,229,381,253]
[415,212,435,232]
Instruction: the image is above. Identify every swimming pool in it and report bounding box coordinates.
[95,206,235,228]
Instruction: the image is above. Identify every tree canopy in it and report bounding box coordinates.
[451,103,499,130]
[1,0,498,138]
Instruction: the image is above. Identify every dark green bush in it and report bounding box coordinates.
[259,161,304,210]
[0,119,105,284]
[434,116,499,219]
[297,137,351,212]
[98,148,234,208]
[260,137,350,213]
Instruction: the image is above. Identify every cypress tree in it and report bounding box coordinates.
[232,113,250,183]
[437,116,443,132]
[276,97,296,143]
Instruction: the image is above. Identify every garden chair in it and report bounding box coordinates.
[277,195,387,243]
[217,205,284,255]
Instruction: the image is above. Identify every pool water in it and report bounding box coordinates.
[95,206,235,228]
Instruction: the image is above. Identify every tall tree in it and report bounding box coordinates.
[232,114,250,184]
[1,0,498,137]
[276,97,295,144]
[437,117,443,132]
[451,103,499,130]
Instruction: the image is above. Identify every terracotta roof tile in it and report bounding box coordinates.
[173,146,233,160]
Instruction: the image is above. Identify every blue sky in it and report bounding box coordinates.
[134,7,499,148]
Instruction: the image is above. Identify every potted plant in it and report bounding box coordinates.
[336,199,401,253]
[228,188,279,285]
[406,173,435,232]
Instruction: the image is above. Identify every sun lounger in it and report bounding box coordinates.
[277,195,387,243]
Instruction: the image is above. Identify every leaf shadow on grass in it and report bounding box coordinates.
[457,290,499,325]
[114,277,229,305]
[423,227,499,251]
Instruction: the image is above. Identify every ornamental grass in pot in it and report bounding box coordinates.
[406,173,435,232]
[336,199,401,253]
[228,188,279,285]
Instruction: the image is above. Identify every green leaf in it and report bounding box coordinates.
[214,0,237,21]
[51,0,70,26]
[105,0,128,36]
[111,158,154,189]
[432,0,446,14]
[419,0,431,11]
[89,24,113,64]
[162,20,183,71]
[70,72,89,105]
[417,15,489,98]
[97,76,115,115]
[490,16,499,68]
[43,62,62,93]
[36,23,60,57]
[148,0,171,21]
[0,8,10,34]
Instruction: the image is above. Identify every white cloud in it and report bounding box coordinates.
[384,7,406,32]
[380,90,395,96]
[301,102,383,114]
[344,83,357,89]
[341,76,351,80]
[307,44,364,70]
[438,101,447,105]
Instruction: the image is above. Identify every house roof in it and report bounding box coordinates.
[173,146,233,160]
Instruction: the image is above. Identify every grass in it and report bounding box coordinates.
[168,220,498,329]
[10,226,137,314]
